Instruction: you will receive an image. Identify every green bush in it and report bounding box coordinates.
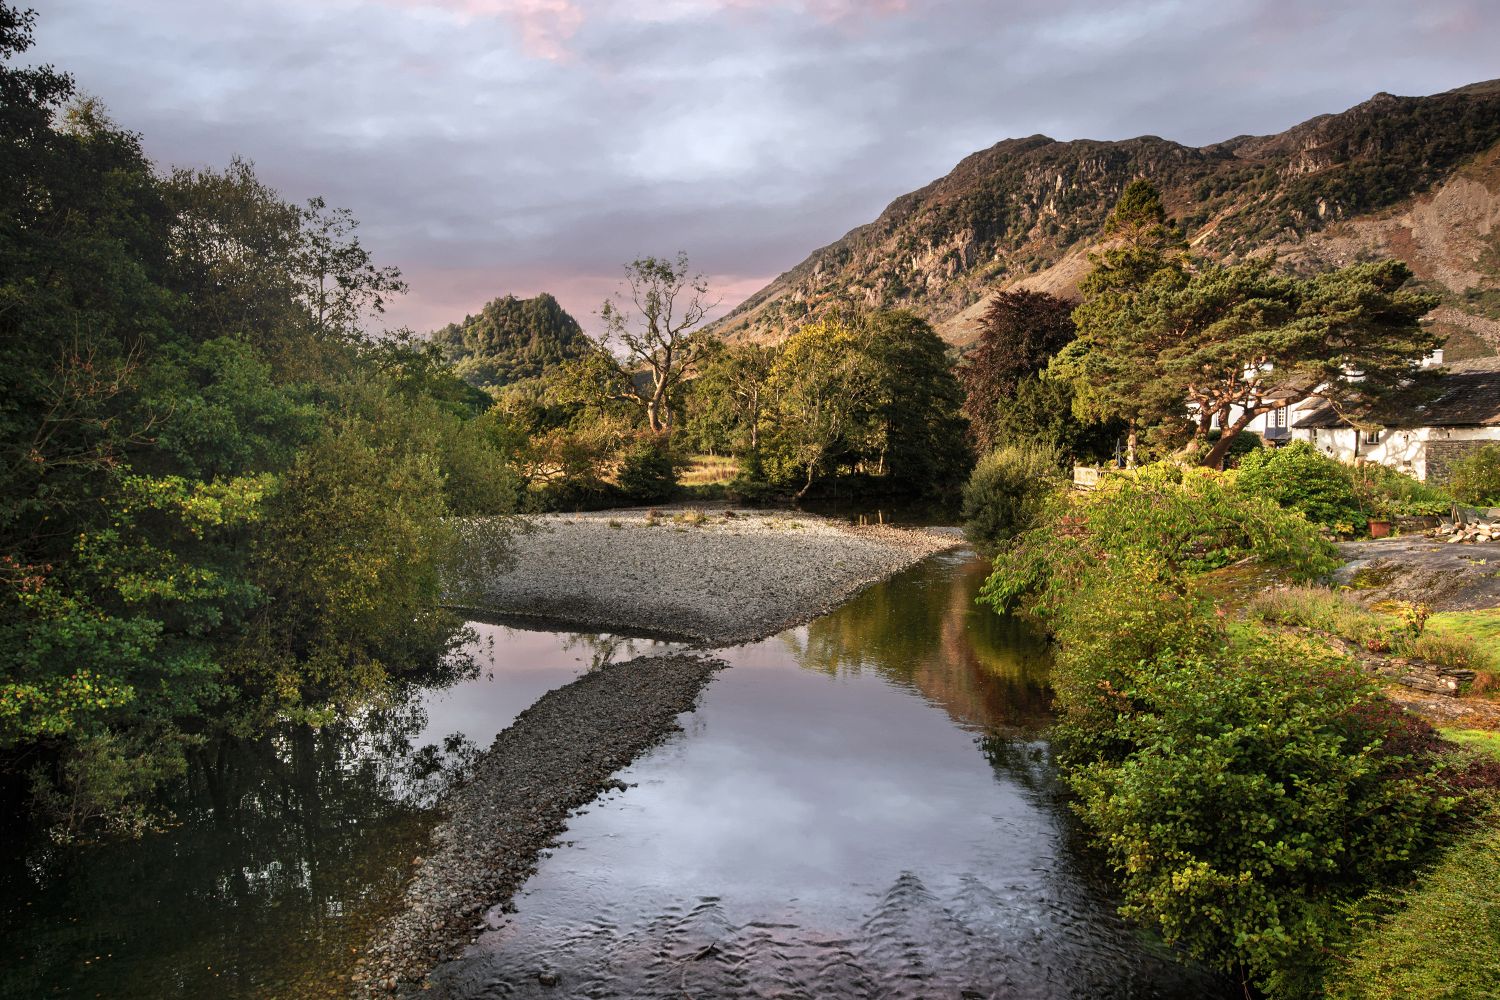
[617,435,681,504]
[1069,626,1460,998]
[978,481,1482,997]
[1448,443,1500,506]
[960,444,1064,554]
[1237,441,1365,531]
[978,463,1340,618]
[1329,812,1500,1000]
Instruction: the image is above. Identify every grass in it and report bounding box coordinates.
[1328,812,1500,999]
[1245,587,1500,692]
[1440,728,1500,761]
[1426,607,1500,644]
[679,454,738,487]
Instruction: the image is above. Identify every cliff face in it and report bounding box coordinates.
[716,80,1500,355]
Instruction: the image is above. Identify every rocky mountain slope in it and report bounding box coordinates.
[433,292,590,388]
[716,80,1500,357]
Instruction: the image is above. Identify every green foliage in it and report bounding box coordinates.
[433,292,590,389]
[616,435,681,504]
[960,444,1064,555]
[979,463,1339,619]
[1448,443,1500,506]
[761,319,878,499]
[1237,441,1366,531]
[980,478,1481,996]
[1328,812,1500,1000]
[0,7,523,831]
[1070,626,1460,997]
[1058,178,1439,469]
[758,311,970,499]
[860,310,972,492]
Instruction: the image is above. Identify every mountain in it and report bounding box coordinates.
[716,80,1500,359]
[433,292,591,388]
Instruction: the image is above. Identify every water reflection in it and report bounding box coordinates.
[426,553,1231,1000]
[783,549,1054,733]
[0,624,676,1000]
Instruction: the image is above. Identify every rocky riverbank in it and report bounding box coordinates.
[353,653,724,997]
[453,508,963,645]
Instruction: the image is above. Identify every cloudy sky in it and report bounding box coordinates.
[27,0,1500,333]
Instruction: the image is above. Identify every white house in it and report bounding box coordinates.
[1288,357,1500,481]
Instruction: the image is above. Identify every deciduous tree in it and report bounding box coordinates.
[599,252,718,432]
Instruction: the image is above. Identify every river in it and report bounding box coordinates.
[1,550,1230,999]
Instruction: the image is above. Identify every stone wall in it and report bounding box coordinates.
[1426,438,1494,483]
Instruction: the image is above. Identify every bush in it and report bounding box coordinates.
[617,434,681,504]
[978,463,1340,618]
[978,479,1480,997]
[1237,441,1365,531]
[960,444,1064,554]
[1069,628,1460,998]
[1448,443,1500,506]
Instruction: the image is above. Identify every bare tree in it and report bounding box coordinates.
[600,252,719,432]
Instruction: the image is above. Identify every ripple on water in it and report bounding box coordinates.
[421,553,1232,1000]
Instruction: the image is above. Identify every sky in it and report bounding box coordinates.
[26,0,1500,334]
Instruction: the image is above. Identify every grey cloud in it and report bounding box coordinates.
[26,0,1500,332]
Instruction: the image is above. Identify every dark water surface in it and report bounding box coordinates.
[428,551,1230,1000]
[2,552,1230,999]
[0,628,678,1000]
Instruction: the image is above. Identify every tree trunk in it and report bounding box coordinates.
[1126,421,1138,468]
[1202,412,1256,468]
[795,458,818,500]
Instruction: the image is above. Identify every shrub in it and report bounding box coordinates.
[960,444,1064,554]
[1071,632,1461,998]
[1351,463,1453,517]
[979,479,1478,997]
[1448,443,1500,506]
[617,435,681,504]
[1237,441,1365,531]
[979,463,1340,619]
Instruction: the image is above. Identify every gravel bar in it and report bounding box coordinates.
[455,508,964,646]
[353,653,723,997]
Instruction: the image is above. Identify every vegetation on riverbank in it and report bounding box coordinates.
[0,9,522,833]
[975,463,1500,997]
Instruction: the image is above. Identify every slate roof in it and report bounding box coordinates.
[1293,357,1500,430]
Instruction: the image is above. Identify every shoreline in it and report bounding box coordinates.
[352,653,724,997]
[355,511,967,995]
[450,508,965,647]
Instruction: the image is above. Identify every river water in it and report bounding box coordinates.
[1,550,1230,999]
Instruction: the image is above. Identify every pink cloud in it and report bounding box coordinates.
[371,0,585,60]
[358,0,910,60]
[381,263,773,336]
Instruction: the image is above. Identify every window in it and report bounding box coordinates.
[1271,405,1288,429]
[1364,429,1383,445]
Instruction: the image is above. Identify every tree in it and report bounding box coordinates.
[1051,179,1190,466]
[761,320,877,499]
[599,252,718,432]
[1167,260,1439,467]
[861,310,971,491]
[683,341,776,476]
[959,289,1077,449]
[431,292,590,390]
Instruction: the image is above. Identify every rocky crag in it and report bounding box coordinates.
[716,81,1500,358]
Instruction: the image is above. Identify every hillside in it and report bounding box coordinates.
[433,292,590,388]
[716,80,1500,356]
